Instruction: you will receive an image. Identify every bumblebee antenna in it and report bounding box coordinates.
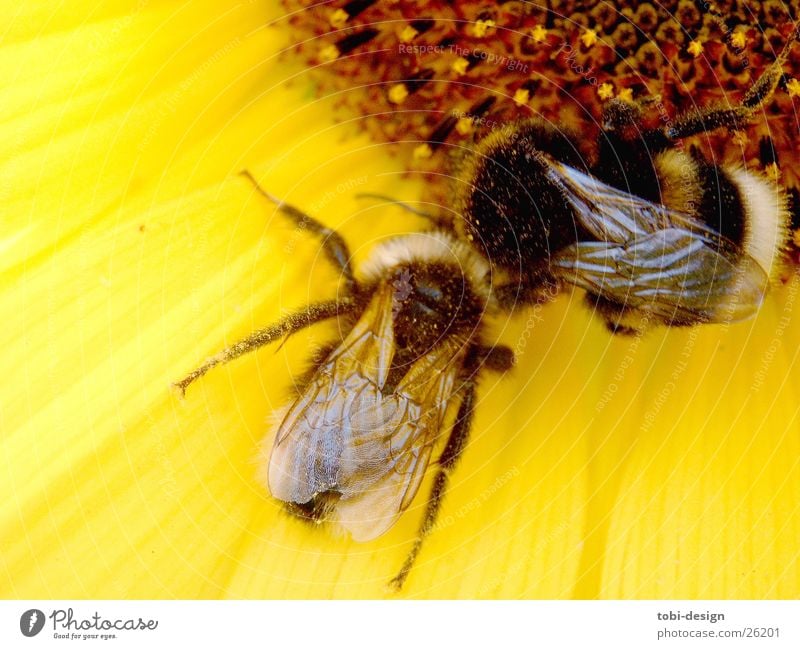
[354,192,440,220]
[741,20,800,109]
[666,21,800,140]
[239,170,311,223]
[238,170,356,291]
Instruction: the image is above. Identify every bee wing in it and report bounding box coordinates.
[544,159,769,322]
[552,228,768,323]
[544,159,674,241]
[268,283,463,541]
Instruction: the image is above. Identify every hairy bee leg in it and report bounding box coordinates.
[389,345,514,590]
[495,276,561,312]
[173,299,353,396]
[667,105,754,140]
[600,97,645,132]
[239,170,357,291]
[473,344,516,373]
[422,96,497,154]
[667,24,800,140]
[389,378,477,591]
[741,24,800,108]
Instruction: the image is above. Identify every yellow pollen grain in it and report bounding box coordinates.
[793,228,800,248]
[413,143,433,159]
[456,117,474,135]
[687,39,704,58]
[513,88,530,106]
[787,78,800,97]
[451,57,470,75]
[471,19,495,38]
[531,25,548,42]
[765,162,781,181]
[731,30,747,49]
[597,82,614,100]
[329,9,349,28]
[388,83,409,104]
[580,28,599,48]
[400,25,419,43]
[616,87,633,102]
[319,44,340,62]
[732,131,748,147]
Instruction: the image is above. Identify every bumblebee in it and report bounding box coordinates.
[175,173,513,589]
[456,26,798,334]
[174,24,799,592]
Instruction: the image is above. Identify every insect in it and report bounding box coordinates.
[175,173,514,589]
[453,25,799,335]
[176,24,798,591]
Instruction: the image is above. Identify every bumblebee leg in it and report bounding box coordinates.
[388,343,514,590]
[667,25,799,140]
[173,299,354,396]
[585,293,657,336]
[495,275,560,312]
[239,170,357,291]
[389,376,478,590]
[666,105,753,140]
[600,97,644,132]
[473,344,515,373]
[422,96,497,154]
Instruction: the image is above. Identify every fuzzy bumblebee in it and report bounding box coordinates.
[173,2,800,588]
[280,0,800,257]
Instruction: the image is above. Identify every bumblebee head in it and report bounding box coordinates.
[361,230,492,356]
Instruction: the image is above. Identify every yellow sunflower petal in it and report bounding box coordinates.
[598,281,800,597]
[6,0,800,601]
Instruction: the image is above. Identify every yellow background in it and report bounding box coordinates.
[1,1,799,598]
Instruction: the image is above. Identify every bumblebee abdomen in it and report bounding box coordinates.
[723,165,790,278]
[653,149,789,278]
[695,161,748,247]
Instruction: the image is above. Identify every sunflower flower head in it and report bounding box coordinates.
[282,0,800,255]
[3,0,800,600]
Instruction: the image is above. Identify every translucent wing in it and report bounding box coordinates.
[268,283,464,541]
[543,160,769,323]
